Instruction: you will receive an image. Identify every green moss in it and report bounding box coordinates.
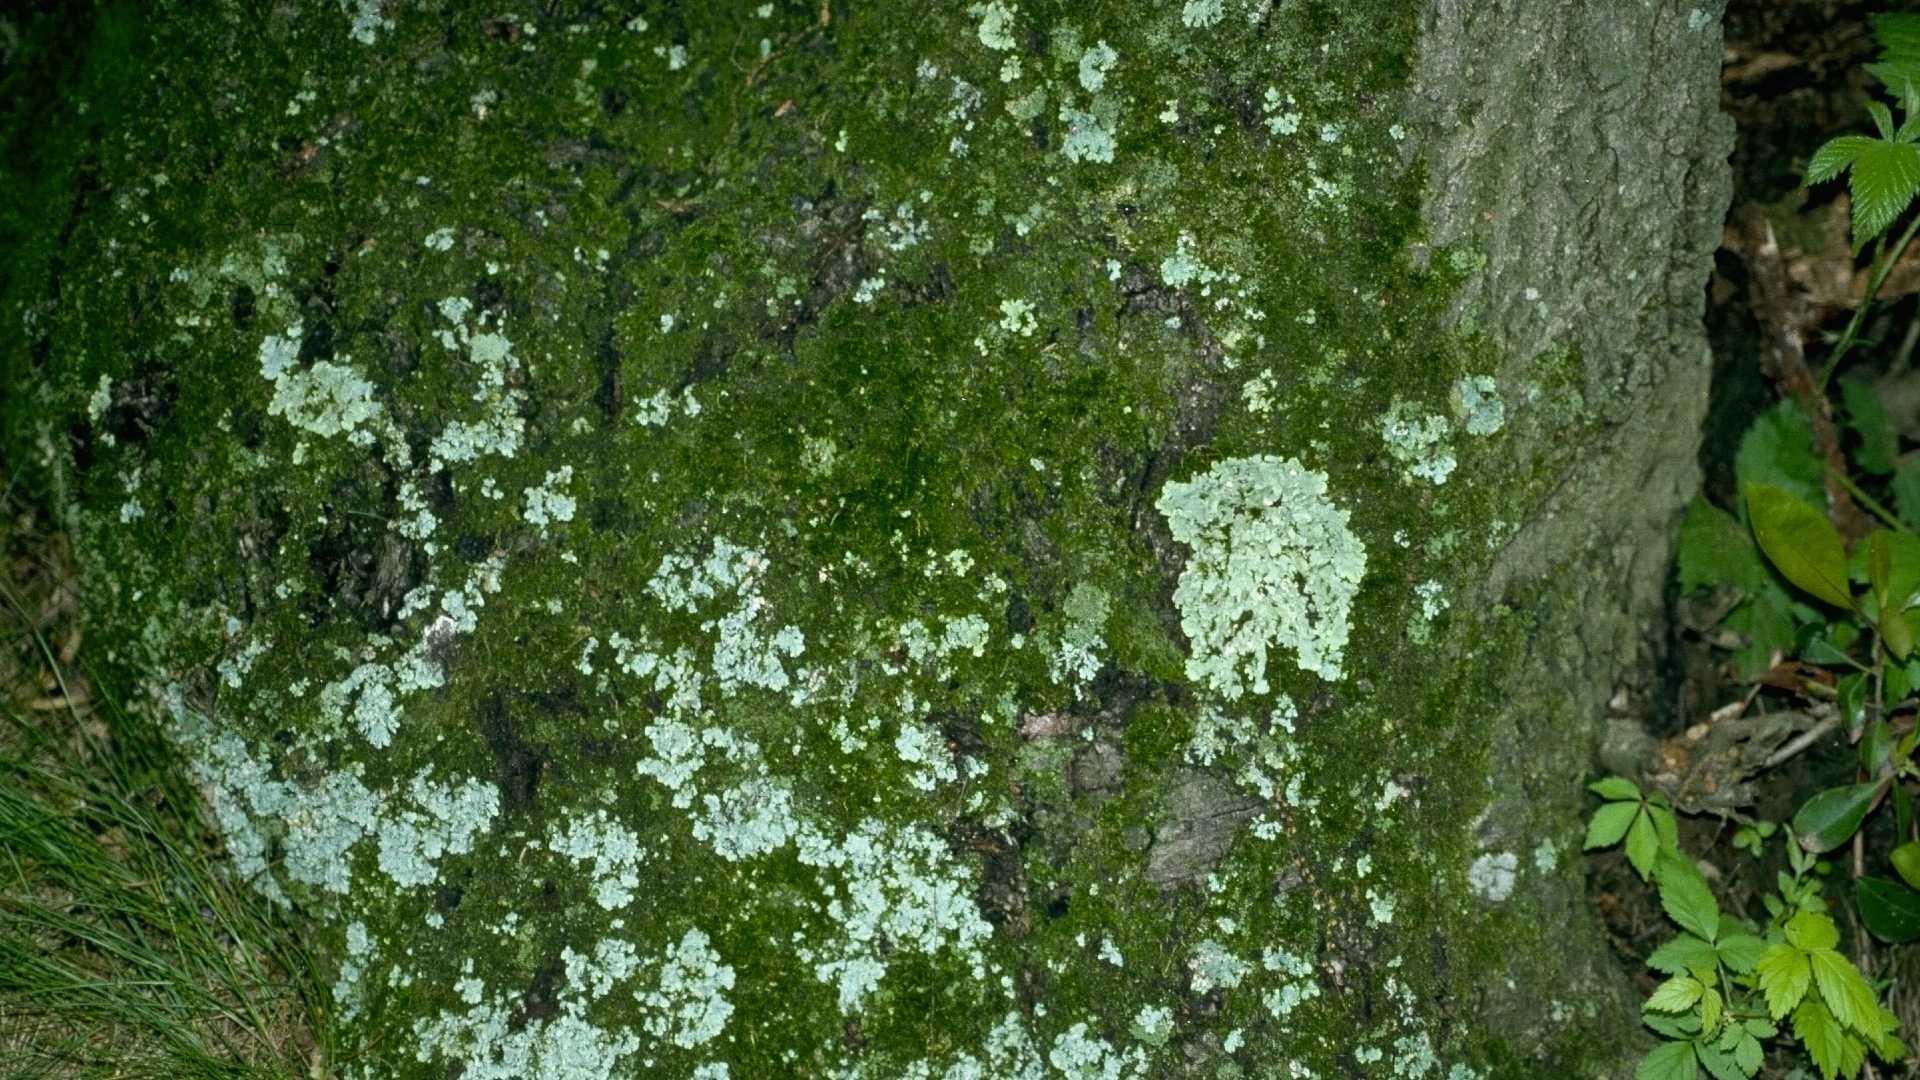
[1,0,1646,1076]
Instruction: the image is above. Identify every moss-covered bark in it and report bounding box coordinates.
[1,1,1730,1076]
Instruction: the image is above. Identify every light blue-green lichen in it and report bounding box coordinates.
[1382,399,1456,485]
[1157,455,1367,693]
[374,770,501,889]
[1467,851,1518,902]
[1451,374,1505,436]
[259,323,383,441]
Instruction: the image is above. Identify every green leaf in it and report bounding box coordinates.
[1744,1018,1778,1039]
[1694,1040,1742,1080]
[1872,101,1898,141]
[1793,782,1884,853]
[1748,483,1853,609]
[1794,999,1848,1080]
[1626,807,1661,879]
[1836,672,1870,733]
[1884,603,1915,661]
[1882,528,1920,608]
[1788,911,1843,952]
[1648,803,1680,851]
[1737,405,1825,514]
[1757,942,1813,1018]
[1648,933,1718,976]
[1862,719,1894,776]
[1809,136,1875,185]
[1894,458,1920,530]
[1891,840,1920,890]
[1842,381,1897,476]
[1871,57,1920,97]
[1802,634,1857,668]
[1857,876,1920,943]
[1589,775,1642,801]
[1644,1010,1700,1040]
[1636,1040,1698,1080]
[1733,1031,1763,1077]
[1874,12,1920,57]
[1586,800,1640,850]
[1727,589,1800,678]
[1647,974,1705,1013]
[1655,851,1720,943]
[1678,498,1772,594]
[1849,138,1920,250]
[1715,933,1767,974]
[1810,948,1881,1035]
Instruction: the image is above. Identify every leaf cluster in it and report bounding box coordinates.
[1588,781,1907,1079]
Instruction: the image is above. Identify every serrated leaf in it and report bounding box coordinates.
[1649,803,1680,851]
[1871,57,1920,97]
[1716,933,1767,973]
[1812,134,1873,184]
[1894,458,1920,530]
[1700,985,1723,1033]
[1586,800,1640,850]
[1793,782,1884,853]
[1590,775,1641,801]
[1744,1018,1778,1039]
[1694,1040,1741,1080]
[1648,974,1705,1013]
[1636,1040,1699,1080]
[1728,589,1799,678]
[1678,498,1771,594]
[1788,911,1842,952]
[1872,1026,1907,1064]
[1655,851,1720,943]
[1737,405,1826,516]
[1857,876,1920,943]
[1748,483,1854,609]
[1627,807,1660,879]
[1648,933,1718,976]
[1810,948,1880,1035]
[1874,12,1920,55]
[1849,138,1920,250]
[1873,101,1899,141]
[1795,999,1848,1080]
[1843,381,1897,476]
[1734,1031,1763,1076]
[1757,942,1812,1018]
[1644,1010,1698,1040]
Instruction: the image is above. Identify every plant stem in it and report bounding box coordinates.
[1821,212,1920,392]
[1837,471,1914,535]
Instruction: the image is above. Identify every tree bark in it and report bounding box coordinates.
[1,1,1730,1076]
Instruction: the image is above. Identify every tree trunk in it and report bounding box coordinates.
[2,1,1730,1076]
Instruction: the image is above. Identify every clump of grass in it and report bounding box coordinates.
[0,504,331,1078]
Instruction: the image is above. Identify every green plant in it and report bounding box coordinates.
[0,572,331,1078]
[1809,14,1920,388]
[1587,778,1905,1079]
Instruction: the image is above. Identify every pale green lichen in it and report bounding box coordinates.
[1452,374,1505,436]
[259,323,383,441]
[1157,455,1367,693]
[1382,399,1456,485]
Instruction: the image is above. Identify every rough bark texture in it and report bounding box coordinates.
[0,2,1730,1077]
